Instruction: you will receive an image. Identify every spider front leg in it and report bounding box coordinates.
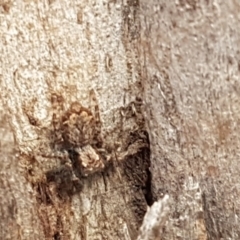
[39,148,83,197]
[75,145,105,177]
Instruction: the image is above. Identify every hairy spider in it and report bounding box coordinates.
[28,89,148,197]
[49,90,107,177]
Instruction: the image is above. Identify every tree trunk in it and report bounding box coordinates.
[1,0,240,240]
[140,0,240,239]
[0,1,150,239]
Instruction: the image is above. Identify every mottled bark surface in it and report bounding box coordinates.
[140,0,240,239]
[0,1,150,239]
[1,0,240,239]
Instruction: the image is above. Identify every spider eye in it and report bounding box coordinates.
[70,102,82,113]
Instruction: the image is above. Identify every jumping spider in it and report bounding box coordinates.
[31,89,148,198]
[50,90,108,177]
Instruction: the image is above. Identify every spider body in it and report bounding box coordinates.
[50,91,105,177]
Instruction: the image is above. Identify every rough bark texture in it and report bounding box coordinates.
[140,0,240,239]
[1,0,240,240]
[0,1,150,239]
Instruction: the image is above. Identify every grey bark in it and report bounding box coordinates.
[140,0,240,239]
[1,0,240,240]
[0,1,149,239]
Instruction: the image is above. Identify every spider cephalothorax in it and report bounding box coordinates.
[61,102,101,148]
[49,90,106,177]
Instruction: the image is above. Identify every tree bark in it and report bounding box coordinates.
[140,0,240,239]
[0,1,149,239]
[1,0,240,240]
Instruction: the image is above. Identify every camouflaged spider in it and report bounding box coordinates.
[24,89,148,199]
[46,90,147,180]
[50,90,108,177]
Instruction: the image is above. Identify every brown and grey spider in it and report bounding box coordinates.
[48,90,146,176]
[33,89,147,186]
[49,90,109,177]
